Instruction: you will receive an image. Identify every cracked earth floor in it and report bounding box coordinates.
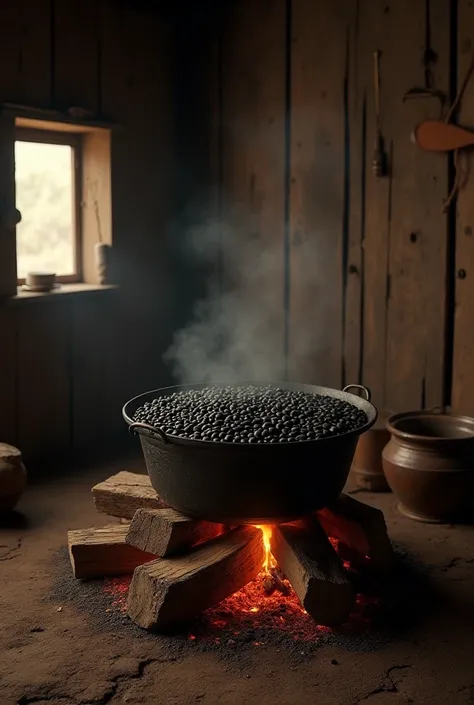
[1,450,474,705]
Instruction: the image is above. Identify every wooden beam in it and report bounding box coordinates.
[321,493,394,574]
[127,526,264,631]
[270,516,355,627]
[68,524,155,580]
[126,508,225,557]
[92,471,167,520]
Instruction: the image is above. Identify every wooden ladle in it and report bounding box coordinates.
[412,120,474,152]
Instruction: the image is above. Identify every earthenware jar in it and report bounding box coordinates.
[382,411,474,523]
[351,412,391,491]
[0,443,27,512]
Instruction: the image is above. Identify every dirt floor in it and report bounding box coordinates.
[1,450,474,705]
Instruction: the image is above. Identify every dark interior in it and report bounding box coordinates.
[1,1,474,703]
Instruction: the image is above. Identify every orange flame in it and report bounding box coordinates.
[254,525,274,572]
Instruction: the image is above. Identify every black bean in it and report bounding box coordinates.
[132,384,368,445]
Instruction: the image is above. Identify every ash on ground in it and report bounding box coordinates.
[48,546,435,659]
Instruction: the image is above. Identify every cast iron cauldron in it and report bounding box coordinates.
[123,382,378,524]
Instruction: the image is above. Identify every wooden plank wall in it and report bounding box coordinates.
[219,0,287,380]
[452,0,474,415]
[0,0,174,460]
[209,0,458,414]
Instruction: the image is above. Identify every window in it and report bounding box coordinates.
[15,129,82,283]
[0,113,112,297]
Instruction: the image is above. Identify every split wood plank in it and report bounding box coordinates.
[356,1,393,411]
[270,515,355,627]
[288,0,351,387]
[92,471,167,520]
[320,493,394,575]
[451,0,474,416]
[126,508,225,557]
[219,0,286,378]
[343,1,365,387]
[0,0,51,105]
[100,1,175,392]
[70,295,120,447]
[127,526,264,631]
[68,524,155,580]
[53,0,100,113]
[0,307,17,445]
[0,114,17,298]
[17,302,71,459]
[0,3,22,103]
[379,0,449,412]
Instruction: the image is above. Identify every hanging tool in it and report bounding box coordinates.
[402,0,447,115]
[411,53,474,211]
[402,87,446,117]
[412,120,474,152]
[372,49,387,178]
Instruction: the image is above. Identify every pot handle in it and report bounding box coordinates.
[342,384,371,402]
[128,422,168,444]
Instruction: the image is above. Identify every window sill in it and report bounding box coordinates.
[4,283,118,306]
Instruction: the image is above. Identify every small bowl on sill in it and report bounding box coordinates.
[21,272,58,293]
[382,410,474,523]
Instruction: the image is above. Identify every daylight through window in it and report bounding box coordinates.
[15,132,80,282]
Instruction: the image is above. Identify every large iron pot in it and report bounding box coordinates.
[123,382,377,524]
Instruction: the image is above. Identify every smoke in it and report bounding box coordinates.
[163,205,287,385]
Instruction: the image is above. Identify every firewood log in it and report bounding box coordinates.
[270,516,355,626]
[319,493,394,574]
[92,471,166,519]
[126,508,225,557]
[68,524,155,579]
[127,526,264,631]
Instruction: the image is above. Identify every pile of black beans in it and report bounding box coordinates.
[132,385,368,444]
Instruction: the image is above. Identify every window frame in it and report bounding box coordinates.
[14,127,83,285]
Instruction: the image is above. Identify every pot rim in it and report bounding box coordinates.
[386,410,474,442]
[122,381,378,448]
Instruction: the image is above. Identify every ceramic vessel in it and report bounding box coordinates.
[382,411,474,522]
[352,413,391,491]
[94,243,111,285]
[0,443,27,512]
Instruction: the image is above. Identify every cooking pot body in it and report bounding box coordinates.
[124,382,377,524]
[382,411,474,522]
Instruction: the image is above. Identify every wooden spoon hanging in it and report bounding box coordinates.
[413,120,474,152]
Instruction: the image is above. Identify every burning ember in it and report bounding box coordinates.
[102,528,381,645]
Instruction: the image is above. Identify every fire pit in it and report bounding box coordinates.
[67,471,394,634]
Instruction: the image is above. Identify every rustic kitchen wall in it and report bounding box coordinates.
[2,0,473,462]
[0,0,176,459]
[199,0,474,416]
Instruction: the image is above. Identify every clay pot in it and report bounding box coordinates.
[0,443,27,512]
[352,414,391,491]
[382,411,474,523]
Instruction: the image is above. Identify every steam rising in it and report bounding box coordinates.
[164,211,286,385]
